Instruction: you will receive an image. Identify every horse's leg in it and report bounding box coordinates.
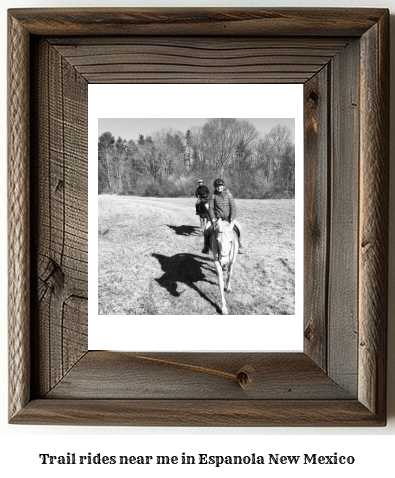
[225,235,238,292]
[211,235,227,314]
[225,263,234,292]
[200,216,206,234]
[214,260,228,315]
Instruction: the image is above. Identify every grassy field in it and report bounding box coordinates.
[98,196,295,315]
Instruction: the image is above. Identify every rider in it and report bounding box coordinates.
[195,179,210,215]
[201,178,244,254]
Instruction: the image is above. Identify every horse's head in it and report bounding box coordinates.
[215,220,235,270]
[197,199,209,217]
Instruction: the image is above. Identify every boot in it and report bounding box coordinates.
[202,230,210,254]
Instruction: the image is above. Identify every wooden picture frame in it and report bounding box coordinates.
[8,8,389,426]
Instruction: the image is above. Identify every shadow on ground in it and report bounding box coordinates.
[152,252,219,312]
[167,224,201,236]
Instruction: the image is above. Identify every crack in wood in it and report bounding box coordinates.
[135,355,254,390]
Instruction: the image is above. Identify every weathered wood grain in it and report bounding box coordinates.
[11,399,383,427]
[358,13,389,421]
[8,7,387,37]
[303,67,329,370]
[31,39,88,397]
[8,12,31,421]
[327,39,360,396]
[46,352,354,400]
[49,37,350,84]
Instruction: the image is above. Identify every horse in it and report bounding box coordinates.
[209,218,239,315]
[196,199,209,234]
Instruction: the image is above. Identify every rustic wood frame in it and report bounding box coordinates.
[8,8,389,426]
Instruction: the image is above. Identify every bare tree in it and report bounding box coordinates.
[98,120,294,198]
[257,124,292,185]
[98,131,115,193]
[200,118,259,175]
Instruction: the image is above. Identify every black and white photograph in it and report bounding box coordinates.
[88,84,303,351]
[97,117,296,317]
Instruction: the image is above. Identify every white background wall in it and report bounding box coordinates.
[1,0,394,476]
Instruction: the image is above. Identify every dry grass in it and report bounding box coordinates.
[98,195,295,315]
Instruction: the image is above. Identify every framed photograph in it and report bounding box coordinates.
[8,8,389,426]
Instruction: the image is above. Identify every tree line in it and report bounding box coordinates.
[98,118,295,199]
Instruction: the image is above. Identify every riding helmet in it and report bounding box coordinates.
[214,178,224,187]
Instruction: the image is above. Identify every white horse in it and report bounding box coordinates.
[209,218,239,315]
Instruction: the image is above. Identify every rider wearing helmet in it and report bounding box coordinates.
[209,178,235,222]
[195,179,210,214]
[202,178,244,254]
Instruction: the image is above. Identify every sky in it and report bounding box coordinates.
[98,118,296,143]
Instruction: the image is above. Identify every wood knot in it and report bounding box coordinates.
[55,178,64,192]
[236,365,255,390]
[308,91,319,103]
[42,258,65,291]
[304,321,314,341]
